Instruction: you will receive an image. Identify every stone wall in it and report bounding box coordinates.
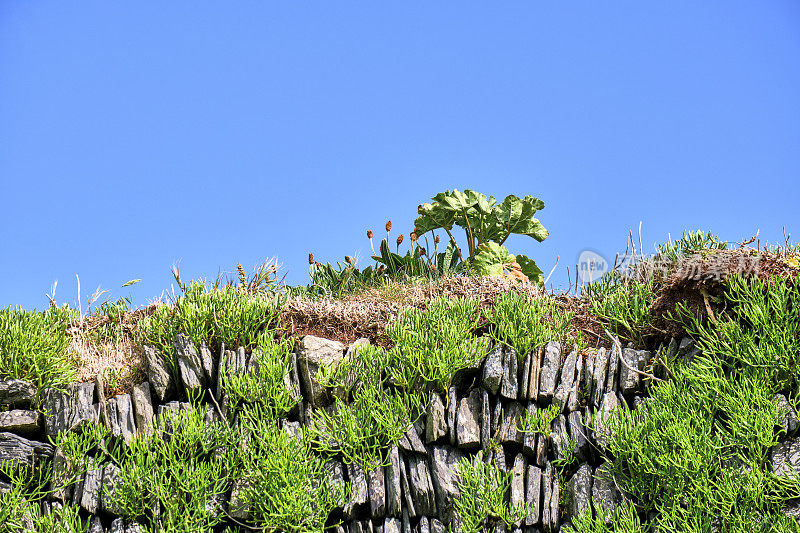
[1,334,798,532]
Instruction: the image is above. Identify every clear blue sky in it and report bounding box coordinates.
[2,3,799,311]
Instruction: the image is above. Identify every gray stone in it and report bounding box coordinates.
[345,462,370,519]
[368,464,386,518]
[430,518,445,533]
[527,348,542,402]
[0,409,38,433]
[296,335,345,406]
[481,389,491,450]
[538,341,561,402]
[568,410,590,462]
[592,462,620,517]
[456,389,482,450]
[583,351,595,408]
[325,460,346,510]
[143,345,174,402]
[520,351,531,400]
[112,394,137,443]
[548,471,560,533]
[501,346,520,400]
[416,516,430,533]
[553,346,578,412]
[384,518,402,533]
[568,463,593,520]
[398,453,417,518]
[619,348,649,395]
[0,432,53,468]
[541,463,553,533]
[429,446,463,524]
[399,424,427,455]
[131,381,155,435]
[0,379,36,407]
[678,336,701,363]
[43,382,95,437]
[482,343,504,395]
[50,447,73,502]
[535,427,548,467]
[175,333,208,393]
[771,438,800,476]
[215,345,233,399]
[551,414,569,461]
[126,520,145,533]
[604,342,620,395]
[591,347,610,408]
[525,465,542,526]
[776,394,799,435]
[86,516,104,533]
[567,349,584,412]
[447,386,457,446]
[385,445,402,517]
[522,404,538,457]
[491,394,502,440]
[199,340,215,386]
[510,454,526,526]
[406,454,436,516]
[228,478,251,521]
[452,336,492,390]
[110,518,125,533]
[499,402,524,445]
[101,462,123,514]
[80,458,102,514]
[595,392,622,451]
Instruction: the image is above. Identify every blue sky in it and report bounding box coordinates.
[2,2,799,311]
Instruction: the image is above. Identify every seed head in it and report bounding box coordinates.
[367,229,373,239]
[410,232,417,242]
[419,247,426,256]
[345,255,352,264]
[386,220,392,232]
[377,265,385,275]
[397,234,404,246]
[308,253,315,265]
[434,235,440,244]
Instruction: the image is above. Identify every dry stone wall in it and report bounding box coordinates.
[2,334,799,532]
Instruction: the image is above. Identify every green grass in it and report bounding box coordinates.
[573,275,800,532]
[0,304,78,395]
[583,270,654,345]
[453,454,526,533]
[487,291,581,359]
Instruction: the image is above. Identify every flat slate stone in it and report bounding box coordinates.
[228,478,251,521]
[384,518,402,533]
[109,518,126,533]
[583,351,595,408]
[592,462,620,517]
[591,347,610,408]
[525,464,542,526]
[568,410,590,462]
[510,454,526,526]
[384,445,402,517]
[428,446,463,524]
[568,463,593,521]
[541,463,553,533]
[345,462,369,519]
[527,348,542,402]
[50,447,73,502]
[522,404,537,457]
[498,401,524,445]
[0,379,36,407]
[595,392,622,451]
[296,335,345,406]
[131,381,155,435]
[0,432,53,468]
[501,346,519,400]
[604,342,621,396]
[776,394,799,435]
[199,340,215,387]
[80,458,103,514]
[111,393,137,443]
[567,349,584,412]
[398,424,427,455]
[143,345,174,402]
[553,346,578,412]
[447,387,457,446]
[482,343,504,395]
[456,389,481,450]
[398,453,417,518]
[480,389,491,450]
[368,464,386,518]
[43,382,95,437]
[86,516,104,533]
[406,454,436,516]
[771,438,800,476]
[538,341,561,402]
[175,333,208,393]
[0,409,39,433]
[551,414,569,461]
[102,462,123,515]
[547,469,560,533]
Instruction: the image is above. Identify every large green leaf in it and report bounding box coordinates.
[514,254,545,284]
[472,242,516,277]
[485,195,549,243]
[432,189,495,216]
[414,202,456,234]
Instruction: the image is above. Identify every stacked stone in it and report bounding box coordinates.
[5,333,799,531]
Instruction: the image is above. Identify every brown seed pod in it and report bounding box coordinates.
[434,235,440,244]
[308,253,315,265]
[419,247,426,256]
[367,229,373,239]
[377,265,385,274]
[345,255,352,264]
[397,234,404,246]
[386,220,392,232]
[410,232,417,242]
